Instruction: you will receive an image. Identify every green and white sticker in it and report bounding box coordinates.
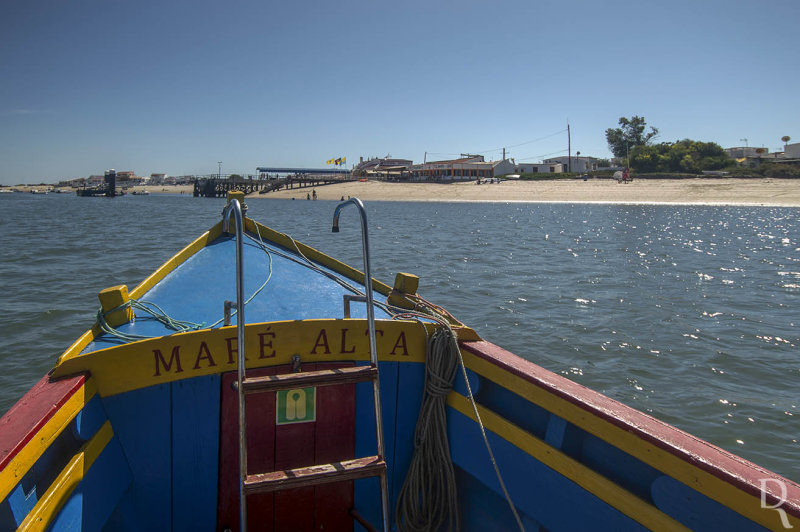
[276,387,316,425]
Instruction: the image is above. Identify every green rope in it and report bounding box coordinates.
[96,299,206,342]
[98,228,274,341]
[206,229,274,329]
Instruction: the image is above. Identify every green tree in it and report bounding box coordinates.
[629,139,731,173]
[605,116,659,159]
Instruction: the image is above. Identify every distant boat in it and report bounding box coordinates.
[0,188,13,194]
[29,189,48,194]
[131,190,150,196]
[1,192,797,531]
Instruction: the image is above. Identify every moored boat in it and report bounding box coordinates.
[1,192,798,531]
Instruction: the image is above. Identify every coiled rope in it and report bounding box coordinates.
[395,325,460,532]
[392,308,526,532]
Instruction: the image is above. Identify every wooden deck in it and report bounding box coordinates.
[193,176,356,198]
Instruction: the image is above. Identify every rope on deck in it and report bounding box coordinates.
[392,308,526,532]
[97,229,275,341]
[97,299,206,342]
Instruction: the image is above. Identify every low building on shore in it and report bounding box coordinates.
[725,146,768,159]
[409,156,515,181]
[724,145,800,168]
[352,156,413,179]
[542,156,598,173]
[515,162,565,174]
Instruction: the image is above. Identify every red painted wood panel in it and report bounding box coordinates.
[217,363,356,531]
[218,367,277,531]
[313,362,356,531]
[274,362,317,531]
[0,373,86,469]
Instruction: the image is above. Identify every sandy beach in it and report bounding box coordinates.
[243,178,800,206]
[10,178,799,206]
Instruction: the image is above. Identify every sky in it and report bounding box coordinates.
[1,0,798,184]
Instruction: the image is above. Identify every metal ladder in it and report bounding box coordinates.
[224,197,390,532]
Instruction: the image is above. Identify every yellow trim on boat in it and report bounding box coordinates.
[460,350,799,530]
[0,379,97,501]
[17,420,113,532]
[54,218,426,368]
[52,319,434,397]
[447,393,690,531]
[55,225,222,367]
[57,327,101,367]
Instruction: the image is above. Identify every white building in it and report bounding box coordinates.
[515,162,564,174]
[784,143,800,158]
[542,156,598,173]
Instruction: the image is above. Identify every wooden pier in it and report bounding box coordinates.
[258,175,356,195]
[193,177,267,198]
[193,175,355,198]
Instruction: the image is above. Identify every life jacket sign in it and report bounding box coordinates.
[276,387,316,425]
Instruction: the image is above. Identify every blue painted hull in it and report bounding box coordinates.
[2,203,798,531]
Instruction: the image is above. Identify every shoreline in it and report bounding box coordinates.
[7,178,800,207]
[240,178,800,207]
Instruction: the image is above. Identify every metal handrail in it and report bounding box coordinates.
[332,198,390,532]
[342,294,368,319]
[222,199,248,532]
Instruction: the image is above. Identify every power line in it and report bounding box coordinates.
[425,127,570,161]
[470,128,569,154]
[516,148,569,161]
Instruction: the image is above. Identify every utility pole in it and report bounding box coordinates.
[567,123,571,173]
[218,161,222,179]
[502,147,506,161]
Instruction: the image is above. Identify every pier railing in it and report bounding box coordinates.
[193,174,356,198]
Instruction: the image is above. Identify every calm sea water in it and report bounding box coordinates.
[1,193,798,481]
